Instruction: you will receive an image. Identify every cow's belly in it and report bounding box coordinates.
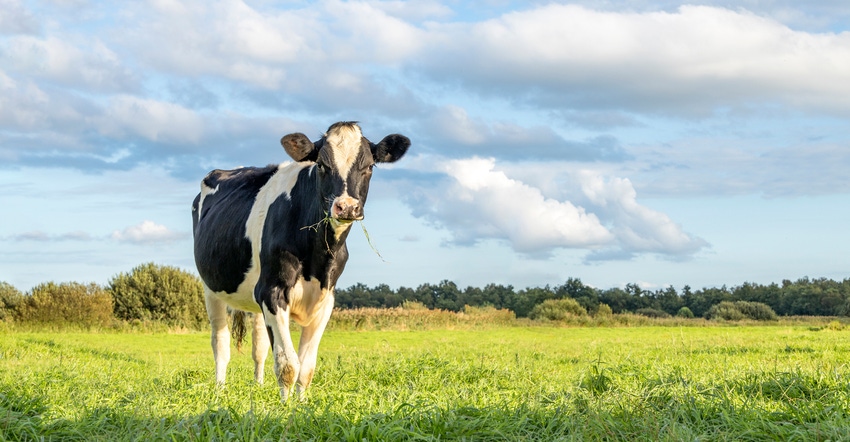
[204,263,262,313]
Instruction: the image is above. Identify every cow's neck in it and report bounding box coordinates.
[316,217,351,255]
[300,210,351,290]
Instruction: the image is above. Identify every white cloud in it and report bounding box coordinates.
[117,0,312,89]
[406,157,706,260]
[94,95,205,144]
[1,35,137,93]
[578,172,708,258]
[323,0,427,62]
[412,157,615,255]
[111,221,186,244]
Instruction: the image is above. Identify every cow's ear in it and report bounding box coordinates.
[371,134,410,163]
[281,133,318,162]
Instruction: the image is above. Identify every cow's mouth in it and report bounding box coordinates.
[331,216,362,225]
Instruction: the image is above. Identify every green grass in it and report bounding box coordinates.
[2,326,850,440]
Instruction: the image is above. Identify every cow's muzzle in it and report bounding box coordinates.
[331,196,363,221]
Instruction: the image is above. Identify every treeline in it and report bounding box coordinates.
[2,263,849,330]
[336,277,850,318]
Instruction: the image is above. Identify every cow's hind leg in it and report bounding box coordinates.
[262,304,299,402]
[205,290,230,384]
[295,294,335,399]
[251,312,270,384]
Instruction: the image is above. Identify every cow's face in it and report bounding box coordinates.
[281,122,410,225]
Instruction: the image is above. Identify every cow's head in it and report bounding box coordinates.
[280,122,409,225]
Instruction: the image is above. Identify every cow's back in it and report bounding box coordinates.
[193,165,278,294]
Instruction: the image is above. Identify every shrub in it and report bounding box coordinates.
[529,298,587,321]
[109,262,206,329]
[733,301,778,321]
[676,306,695,318]
[705,300,778,321]
[0,282,23,321]
[705,301,745,321]
[826,320,845,331]
[17,282,113,327]
[635,307,671,318]
[595,303,613,318]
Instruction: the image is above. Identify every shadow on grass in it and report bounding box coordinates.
[3,380,850,442]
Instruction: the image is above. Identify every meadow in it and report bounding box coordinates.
[2,324,850,441]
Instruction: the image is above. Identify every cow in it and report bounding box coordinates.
[191,121,409,401]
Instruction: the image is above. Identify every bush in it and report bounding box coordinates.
[734,301,778,321]
[635,307,671,318]
[595,303,613,318]
[109,262,206,329]
[529,298,587,321]
[705,300,778,321]
[676,306,695,318]
[17,282,113,327]
[704,301,745,321]
[0,282,23,321]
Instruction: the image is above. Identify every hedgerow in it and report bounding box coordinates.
[16,281,113,327]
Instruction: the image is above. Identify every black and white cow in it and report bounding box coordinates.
[192,122,409,401]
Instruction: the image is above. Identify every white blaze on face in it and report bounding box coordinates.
[324,123,365,230]
[325,123,362,181]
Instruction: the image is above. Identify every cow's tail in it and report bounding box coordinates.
[230,309,248,352]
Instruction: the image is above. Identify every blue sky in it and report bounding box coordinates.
[1,0,849,292]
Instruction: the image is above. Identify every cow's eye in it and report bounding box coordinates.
[316,162,327,173]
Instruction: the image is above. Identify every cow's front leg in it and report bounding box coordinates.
[251,312,270,384]
[295,292,335,399]
[204,290,230,384]
[262,303,299,401]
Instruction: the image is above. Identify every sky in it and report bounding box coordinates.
[1,0,849,293]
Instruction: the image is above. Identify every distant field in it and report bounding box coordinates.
[2,325,849,440]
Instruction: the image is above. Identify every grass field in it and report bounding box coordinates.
[2,325,850,441]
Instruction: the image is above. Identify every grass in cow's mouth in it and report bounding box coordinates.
[301,212,333,232]
[359,220,386,262]
[300,216,384,261]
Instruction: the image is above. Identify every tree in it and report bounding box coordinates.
[599,288,630,313]
[511,287,551,318]
[433,280,461,311]
[557,278,599,314]
[481,283,515,309]
[654,286,683,316]
[684,286,731,318]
